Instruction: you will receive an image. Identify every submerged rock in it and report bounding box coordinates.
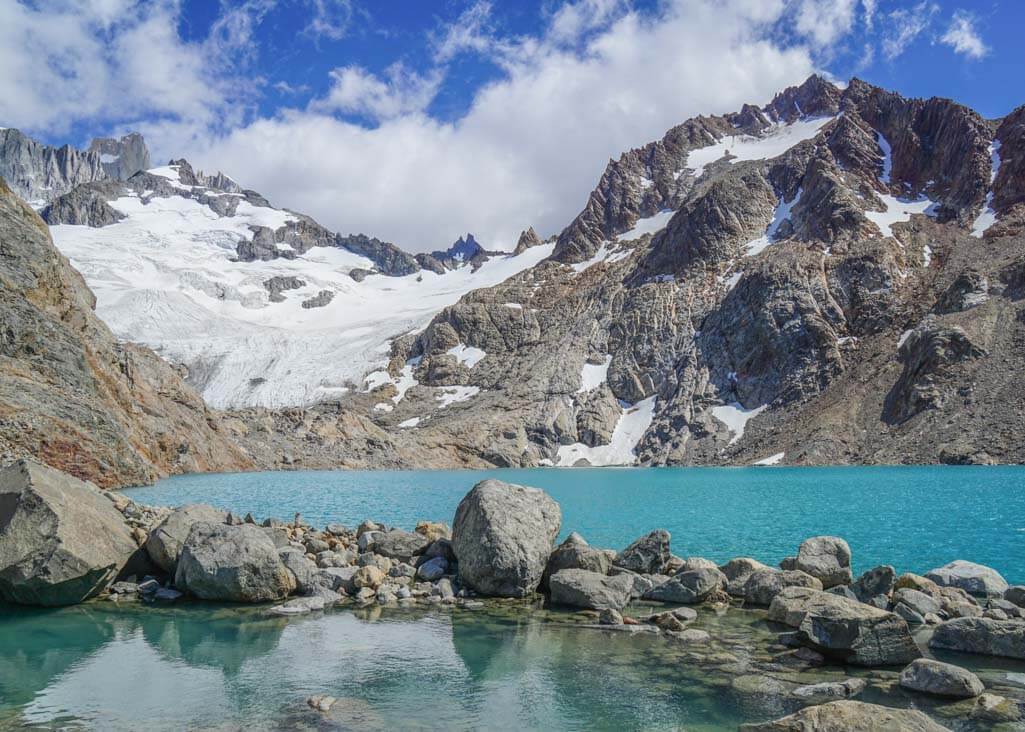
[739,700,948,731]
[791,678,867,705]
[146,504,228,573]
[175,522,296,602]
[451,479,561,598]
[899,658,984,698]
[0,460,139,606]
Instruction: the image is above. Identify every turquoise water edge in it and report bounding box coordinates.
[2,465,1024,730]
[128,465,1025,581]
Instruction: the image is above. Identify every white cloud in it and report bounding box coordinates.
[791,0,858,48]
[1,0,833,254]
[311,63,443,121]
[305,0,359,40]
[182,0,816,251]
[433,1,497,62]
[881,1,939,61]
[940,10,988,59]
[0,0,259,137]
[862,0,877,29]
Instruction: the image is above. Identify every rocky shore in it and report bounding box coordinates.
[1,458,1024,729]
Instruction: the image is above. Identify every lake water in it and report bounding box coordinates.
[3,599,1025,730]
[4,465,1025,730]
[126,465,1025,582]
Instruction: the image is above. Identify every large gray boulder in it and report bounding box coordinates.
[742,568,822,606]
[369,530,430,561]
[643,567,727,604]
[145,504,228,573]
[899,658,984,698]
[768,587,920,666]
[548,568,633,611]
[613,530,671,574]
[929,617,1025,659]
[925,561,1009,597]
[175,522,296,602]
[451,480,561,597]
[738,700,948,731]
[0,460,140,606]
[791,536,852,588]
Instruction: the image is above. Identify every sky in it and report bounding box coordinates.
[1,0,1022,252]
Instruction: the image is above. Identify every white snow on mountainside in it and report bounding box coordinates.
[49,167,554,409]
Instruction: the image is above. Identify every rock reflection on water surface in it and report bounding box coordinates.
[1,601,1024,731]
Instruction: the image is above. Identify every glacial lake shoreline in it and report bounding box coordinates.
[125,464,1025,583]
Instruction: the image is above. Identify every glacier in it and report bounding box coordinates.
[49,167,554,409]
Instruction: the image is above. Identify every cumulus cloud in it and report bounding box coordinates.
[940,10,988,59]
[791,0,859,49]
[183,0,817,251]
[2,0,850,253]
[311,63,443,121]
[0,0,261,137]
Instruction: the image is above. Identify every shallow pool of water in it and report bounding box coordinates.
[2,600,1023,730]
[126,465,1025,582]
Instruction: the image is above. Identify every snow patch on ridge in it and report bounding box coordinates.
[753,452,785,466]
[711,402,767,445]
[616,210,675,242]
[556,396,656,466]
[684,116,836,178]
[447,344,486,368]
[435,385,480,408]
[971,140,1002,238]
[746,188,802,256]
[865,194,938,239]
[578,355,612,393]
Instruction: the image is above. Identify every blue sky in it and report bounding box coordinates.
[1,1,1021,250]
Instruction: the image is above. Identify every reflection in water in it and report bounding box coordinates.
[1,600,1024,731]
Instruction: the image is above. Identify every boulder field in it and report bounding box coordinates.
[1,459,1023,728]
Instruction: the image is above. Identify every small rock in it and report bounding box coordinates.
[791,678,867,704]
[152,588,182,603]
[899,658,985,698]
[353,566,386,590]
[599,608,623,625]
[417,556,448,581]
[613,530,671,574]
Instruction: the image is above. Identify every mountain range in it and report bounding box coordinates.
[1,74,1023,484]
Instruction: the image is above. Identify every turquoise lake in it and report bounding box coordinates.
[126,465,1025,583]
[3,465,1025,730]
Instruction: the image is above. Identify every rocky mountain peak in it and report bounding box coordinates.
[514,226,543,254]
[0,128,106,205]
[87,132,150,181]
[766,74,842,122]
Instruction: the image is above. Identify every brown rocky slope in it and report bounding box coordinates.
[0,177,252,487]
